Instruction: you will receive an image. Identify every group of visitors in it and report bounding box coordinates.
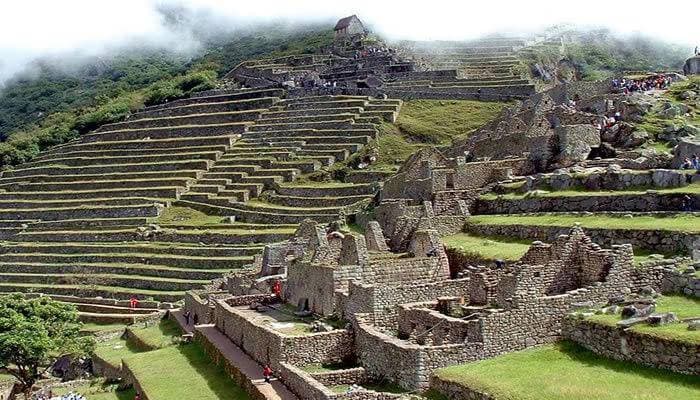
[35,391,83,400]
[353,46,391,59]
[680,154,700,171]
[611,75,672,94]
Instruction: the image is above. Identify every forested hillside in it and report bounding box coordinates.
[0,24,332,168]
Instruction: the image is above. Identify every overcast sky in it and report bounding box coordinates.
[0,0,698,84]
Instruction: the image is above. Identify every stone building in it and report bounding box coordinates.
[684,55,700,75]
[334,15,366,39]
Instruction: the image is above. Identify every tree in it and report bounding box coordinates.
[0,294,94,397]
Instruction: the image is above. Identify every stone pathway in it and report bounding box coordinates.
[196,324,299,400]
[170,309,297,400]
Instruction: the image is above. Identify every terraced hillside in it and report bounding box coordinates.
[0,87,400,323]
[392,37,536,98]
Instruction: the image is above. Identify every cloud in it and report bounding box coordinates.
[1,0,698,85]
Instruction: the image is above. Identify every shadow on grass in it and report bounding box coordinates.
[557,340,700,388]
[177,342,251,400]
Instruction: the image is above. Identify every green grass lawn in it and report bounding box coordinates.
[93,316,249,399]
[434,341,700,400]
[325,99,508,175]
[396,99,508,144]
[442,233,532,261]
[154,206,228,226]
[123,343,250,400]
[587,295,700,344]
[469,214,700,233]
[127,318,182,350]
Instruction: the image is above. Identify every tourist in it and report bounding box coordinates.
[183,310,191,325]
[129,296,139,309]
[263,365,273,383]
[134,392,141,400]
[681,158,693,170]
[682,195,693,212]
[692,155,700,170]
[272,279,282,299]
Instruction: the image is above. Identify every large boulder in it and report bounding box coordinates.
[556,125,600,166]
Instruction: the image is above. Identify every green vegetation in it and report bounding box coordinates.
[0,25,334,169]
[395,99,508,144]
[124,343,250,400]
[469,213,700,233]
[321,99,508,178]
[127,319,182,350]
[0,294,94,395]
[94,317,250,399]
[434,340,700,400]
[587,295,700,344]
[561,30,688,80]
[154,206,227,226]
[442,233,531,261]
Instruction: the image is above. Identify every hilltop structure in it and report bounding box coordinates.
[334,15,366,39]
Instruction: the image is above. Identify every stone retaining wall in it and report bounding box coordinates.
[310,367,367,386]
[428,376,493,400]
[195,330,268,400]
[466,222,698,255]
[563,317,700,375]
[475,193,698,214]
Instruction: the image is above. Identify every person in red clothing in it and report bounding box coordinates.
[263,365,273,383]
[134,392,141,400]
[129,296,139,309]
[272,280,282,299]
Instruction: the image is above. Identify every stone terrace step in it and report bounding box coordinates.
[4,178,194,192]
[0,261,230,281]
[14,227,293,245]
[177,200,338,225]
[0,272,206,292]
[96,110,264,132]
[44,136,235,154]
[23,152,221,168]
[267,193,372,208]
[141,88,285,111]
[26,217,149,231]
[3,160,210,178]
[70,301,160,315]
[259,106,364,119]
[276,183,377,197]
[247,120,364,132]
[0,251,251,270]
[81,123,247,143]
[0,188,182,201]
[132,97,280,119]
[255,113,358,125]
[0,197,166,210]
[0,283,183,302]
[0,203,162,221]
[284,100,368,111]
[0,170,201,185]
[33,145,229,161]
[1,242,264,257]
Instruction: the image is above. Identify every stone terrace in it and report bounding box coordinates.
[0,88,402,324]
